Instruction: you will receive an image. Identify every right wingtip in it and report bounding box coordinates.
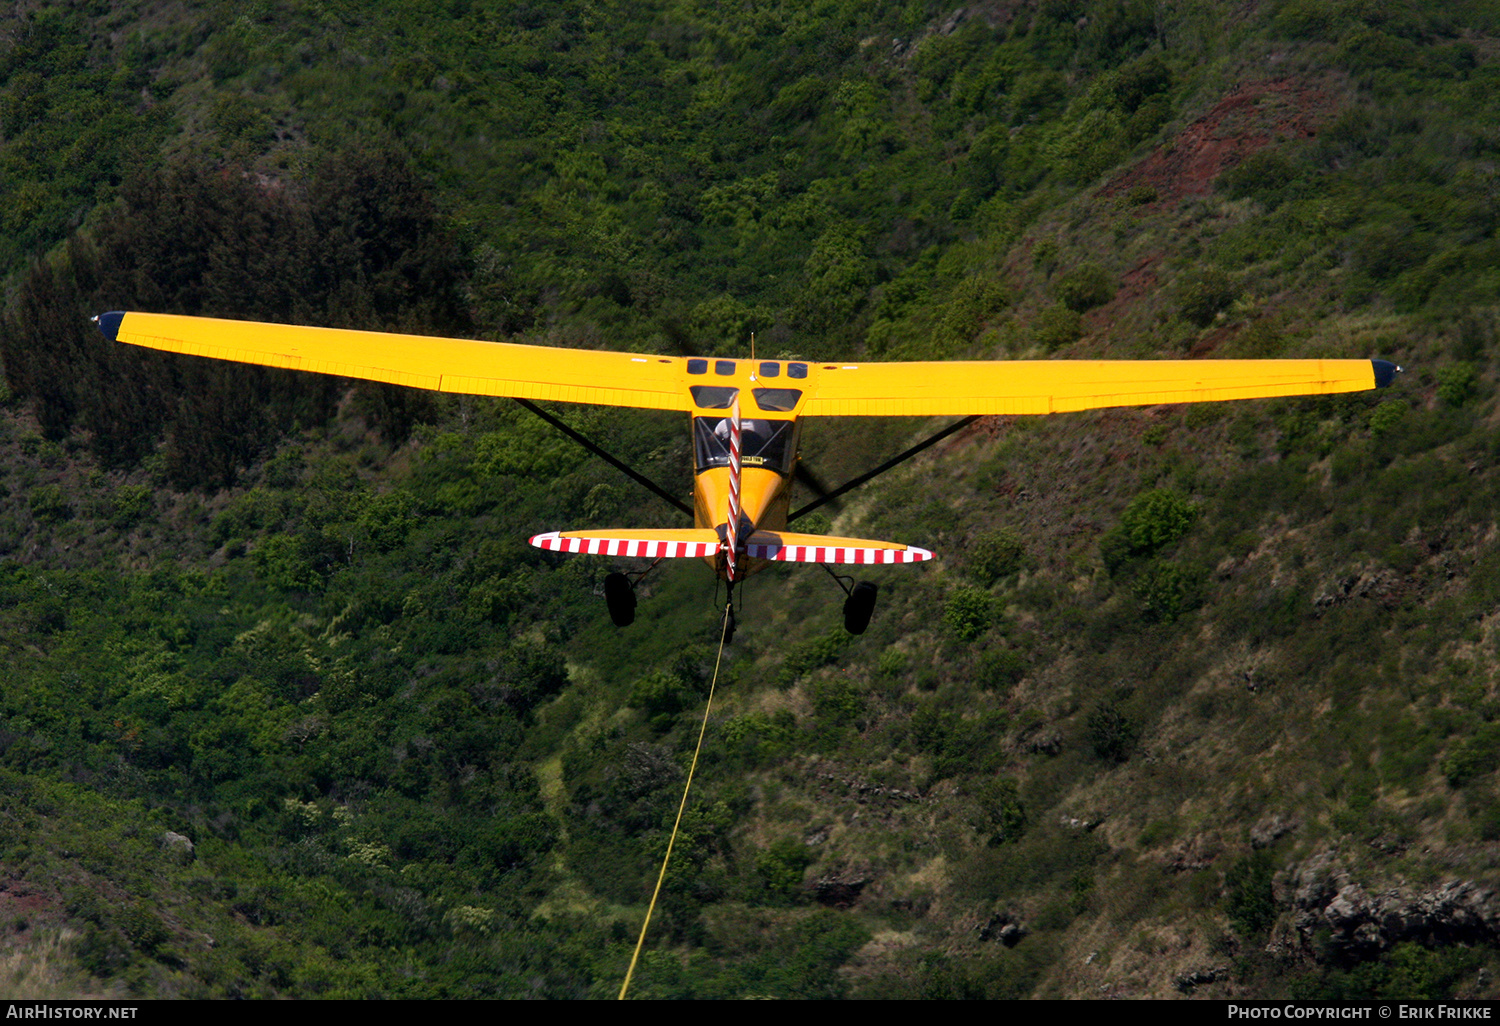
[94,311,125,342]
[1372,359,1402,388]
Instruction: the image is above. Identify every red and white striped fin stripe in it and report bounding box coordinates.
[530,532,719,558]
[725,399,742,582]
[744,543,935,565]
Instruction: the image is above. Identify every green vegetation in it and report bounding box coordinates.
[1,0,1499,1001]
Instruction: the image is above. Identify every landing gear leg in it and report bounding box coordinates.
[604,572,636,627]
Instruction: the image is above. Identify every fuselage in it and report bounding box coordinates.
[683,356,810,579]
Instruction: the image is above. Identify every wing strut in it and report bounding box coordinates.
[788,416,980,523]
[512,398,692,519]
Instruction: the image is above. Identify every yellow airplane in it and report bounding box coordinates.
[94,310,1398,636]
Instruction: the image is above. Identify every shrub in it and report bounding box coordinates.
[1031,304,1083,350]
[355,491,417,553]
[1436,363,1477,407]
[1219,150,1297,202]
[493,642,569,715]
[975,647,1026,691]
[1052,262,1116,313]
[939,277,1011,344]
[1102,488,1199,572]
[1441,724,1500,787]
[110,484,153,529]
[796,511,833,535]
[1225,850,1278,939]
[1121,489,1197,551]
[629,671,696,726]
[1085,702,1137,763]
[1368,399,1409,438]
[966,529,1025,584]
[263,449,305,488]
[808,676,863,723]
[756,838,813,898]
[28,484,69,523]
[971,777,1027,845]
[944,586,997,641]
[251,533,332,591]
[778,629,850,685]
[1274,0,1341,40]
[1133,561,1206,623]
[1174,267,1237,327]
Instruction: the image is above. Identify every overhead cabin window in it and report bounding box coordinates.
[788,362,808,379]
[690,385,739,409]
[715,360,736,376]
[687,359,708,374]
[753,388,802,413]
[759,362,780,378]
[693,417,796,474]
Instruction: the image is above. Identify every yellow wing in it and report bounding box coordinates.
[798,358,1394,416]
[96,311,696,412]
[98,311,1396,416]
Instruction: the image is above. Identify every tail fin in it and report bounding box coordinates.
[725,397,742,581]
[744,530,933,565]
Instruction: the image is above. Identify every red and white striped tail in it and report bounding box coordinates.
[724,398,742,581]
[743,531,934,565]
[530,530,720,559]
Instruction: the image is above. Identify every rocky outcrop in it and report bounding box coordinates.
[1250,814,1299,849]
[814,770,927,804]
[161,831,195,864]
[1175,966,1228,993]
[1312,569,1407,612]
[1279,852,1500,959]
[1162,835,1220,872]
[812,873,868,909]
[978,911,1027,947]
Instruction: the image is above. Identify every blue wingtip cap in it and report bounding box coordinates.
[94,311,125,341]
[1372,359,1401,388]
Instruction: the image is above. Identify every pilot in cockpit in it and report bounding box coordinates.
[696,417,793,473]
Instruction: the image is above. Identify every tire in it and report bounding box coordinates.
[843,581,877,635]
[604,572,636,627]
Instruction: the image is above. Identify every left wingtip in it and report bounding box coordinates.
[94,311,126,342]
[1372,359,1402,388]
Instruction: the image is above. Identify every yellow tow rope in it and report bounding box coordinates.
[617,604,732,1000]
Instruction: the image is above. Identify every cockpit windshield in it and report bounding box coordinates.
[693,417,796,474]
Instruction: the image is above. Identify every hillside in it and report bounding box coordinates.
[2,0,1500,1000]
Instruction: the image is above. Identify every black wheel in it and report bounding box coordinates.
[843,581,877,635]
[604,572,636,627]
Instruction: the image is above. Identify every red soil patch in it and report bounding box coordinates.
[1103,78,1336,205]
[1116,251,1164,301]
[0,878,61,940]
[1188,324,1238,358]
[1079,247,1166,338]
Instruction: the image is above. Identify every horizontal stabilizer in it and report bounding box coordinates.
[530,529,720,558]
[744,531,934,565]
